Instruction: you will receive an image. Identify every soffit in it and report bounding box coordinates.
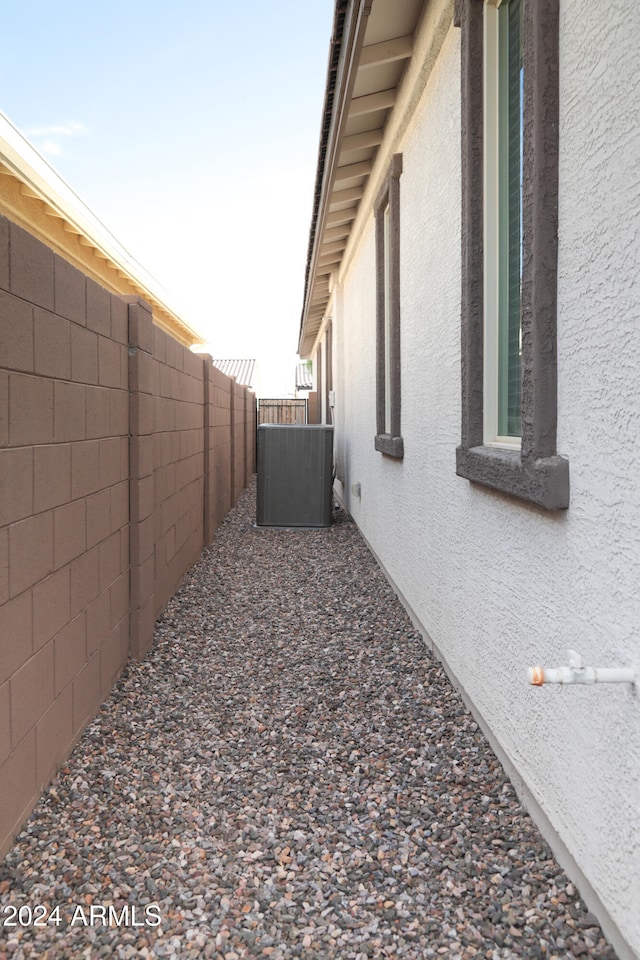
[299,0,425,357]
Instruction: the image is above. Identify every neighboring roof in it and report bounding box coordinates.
[212,358,257,389]
[296,361,313,390]
[298,0,426,357]
[0,111,204,347]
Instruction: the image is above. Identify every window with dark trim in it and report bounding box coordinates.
[374,153,404,459]
[325,320,333,424]
[316,342,323,424]
[454,0,569,509]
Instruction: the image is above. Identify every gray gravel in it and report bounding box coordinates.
[0,479,618,959]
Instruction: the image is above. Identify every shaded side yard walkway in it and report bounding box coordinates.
[0,481,616,960]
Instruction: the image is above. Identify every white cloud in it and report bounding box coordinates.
[25,121,87,157]
[40,140,62,156]
[26,121,87,138]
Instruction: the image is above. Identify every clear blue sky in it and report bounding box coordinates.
[1,0,334,392]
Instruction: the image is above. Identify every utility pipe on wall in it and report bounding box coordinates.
[528,651,637,687]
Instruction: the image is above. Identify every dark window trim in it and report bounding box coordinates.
[316,342,323,424]
[325,319,333,424]
[455,0,569,510]
[374,153,404,460]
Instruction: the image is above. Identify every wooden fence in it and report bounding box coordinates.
[258,398,307,425]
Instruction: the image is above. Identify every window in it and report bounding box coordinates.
[374,153,403,459]
[316,342,323,424]
[455,0,569,509]
[325,320,333,423]
[484,0,523,444]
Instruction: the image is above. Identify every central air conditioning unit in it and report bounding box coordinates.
[256,424,334,527]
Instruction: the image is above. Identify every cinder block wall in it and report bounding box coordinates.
[204,363,233,541]
[0,219,130,853]
[0,215,256,856]
[232,380,248,504]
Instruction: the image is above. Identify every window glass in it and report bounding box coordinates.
[383,204,392,434]
[497,0,523,438]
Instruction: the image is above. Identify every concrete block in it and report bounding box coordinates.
[98,335,122,389]
[33,309,71,380]
[33,567,71,651]
[130,553,154,610]
[35,685,73,784]
[97,436,121,490]
[0,682,9,765]
[0,289,34,373]
[159,365,171,399]
[119,615,129,664]
[72,652,100,730]
[110,571,129,630]
[86,488,111,548]
[54,614,86,696]
[110,389,128,436]
[110,296,128,345]
[110,481,129,532]
[0,370,7,448]
[0,447,33,526]
[0,528,8,605]
[9,512,54,597]
[120,344,128,391]
[0,730,36,855]
[164,525,176,564]
[170,367,180,400]
[129,391,155,437]
[127,298,153,353]
[100,628,124,698]
[85,278,111,336]
[129,348,153,395]
[0,590,33,685]
[53,499,85,570]
[0,216,8,291]
[10,642,55,747]
[98,531,120,592]
[152,325,167,364]
[119,523,129,572]
[9,223,54,311]
[86,386,111,440]
[130,514,154,564]
[86,589,110,656]
[151,355,160,396]
[53,380,85,443]
[130,473,155,523]
[70,324,98,384]
[54,255,86,325]
[71,440,100,499]
[154,464,167,504]
[9,373,54,446]
[129,594,155,660]
[130,434,154,480]
[34,444,71,513]
[69,546,100,616]
[165,335,176,370]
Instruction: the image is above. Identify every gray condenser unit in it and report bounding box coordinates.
[256,424,334,527]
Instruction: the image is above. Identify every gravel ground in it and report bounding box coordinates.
[0,480,618,960]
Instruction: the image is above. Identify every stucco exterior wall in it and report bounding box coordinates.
[331,11,639,958]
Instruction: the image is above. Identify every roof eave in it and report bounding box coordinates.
[298,0,372,357]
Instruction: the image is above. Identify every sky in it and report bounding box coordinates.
[1,0,335,395]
